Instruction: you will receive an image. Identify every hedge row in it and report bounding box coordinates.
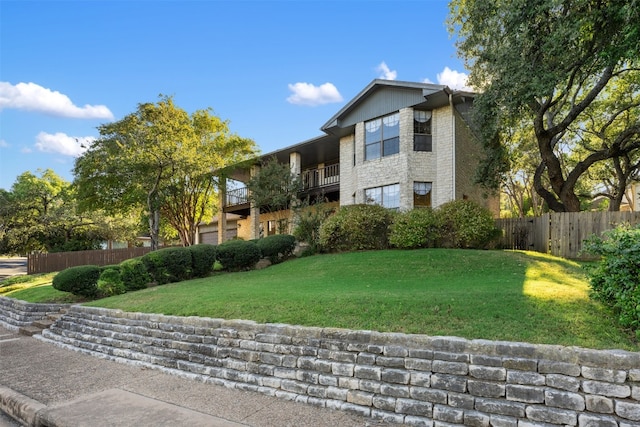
[52,234,298,299]
[309,200,500,253]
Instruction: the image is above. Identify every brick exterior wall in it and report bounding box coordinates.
[338,104,488,211]
[40,306,640,426]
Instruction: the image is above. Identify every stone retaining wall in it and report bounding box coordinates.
[40,305,640,426]
[0,296,69,331]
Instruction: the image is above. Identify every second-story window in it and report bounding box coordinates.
[365,112,400,160]
[414,110,432,152]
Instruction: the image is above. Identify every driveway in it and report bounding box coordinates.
[0,257,27,280]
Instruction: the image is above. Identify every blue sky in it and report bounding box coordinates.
[0,0,470,191]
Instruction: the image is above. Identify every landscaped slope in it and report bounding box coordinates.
[84,249,637,351]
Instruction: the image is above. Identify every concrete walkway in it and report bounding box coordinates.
[0,325,387,427]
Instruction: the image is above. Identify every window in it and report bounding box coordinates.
[414,110,432,152]
[365,183,400,209]
[413,182,432,208]
[365,113,400,160]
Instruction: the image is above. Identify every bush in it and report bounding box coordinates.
[97,266,125,297]
[256,234,296,264]
[293,203,335,253]
[52,265,101,298]
[119,257,151,291]
[582,223,640,336]
[389,208,442,249]
[216,240,261,271]
[189,244,217,278]
[436,200,499,249]
[142,247,193,285]
[319,204,394,252]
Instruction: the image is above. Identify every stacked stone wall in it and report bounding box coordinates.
[0,296,68,331]
[40,305,640,426]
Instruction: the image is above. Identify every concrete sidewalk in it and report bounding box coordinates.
[0,326,385,427]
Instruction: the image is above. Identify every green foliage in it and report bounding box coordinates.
[436,200,499,249]
[52,265,101,298]
[319,204,394,252]
[256,234,296,264]
[247,157,302,214]
[188,244,217,278]
[582,224,640,336]
[293,203,335,254]
[216,240,261,271]
[448,0,640,212]
[0,169,111,254]
[142,247,193,285]
[119,257,151,291]
[97,266,126,297]
[389,208,442,249]
[74,96,257,249]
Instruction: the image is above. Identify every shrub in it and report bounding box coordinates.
[97,266,126,297]
[189,244,217,278]
[119,257,151,291]
[436,200,499,249]
[293,203,335,253]
[52,265,101,298]
[256,234,296,264]
[582,223,640,336]
[142,247,193,285]
[319,204,394,252]
[389,208,442,249]
[216,240,261,271]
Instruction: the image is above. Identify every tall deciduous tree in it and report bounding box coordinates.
[74,96,257,249]
[0,169,130,254]
[449,0,640,212]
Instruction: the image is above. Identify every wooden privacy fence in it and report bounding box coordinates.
[496,211,640,259]
[28,247,155,274]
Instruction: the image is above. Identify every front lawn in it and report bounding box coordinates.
[77,249,637,351]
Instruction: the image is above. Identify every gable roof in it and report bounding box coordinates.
[320,79,456,137]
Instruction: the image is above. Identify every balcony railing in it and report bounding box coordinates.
[224,163,340,207]
[302,164,339,190]
[226,187,249,207]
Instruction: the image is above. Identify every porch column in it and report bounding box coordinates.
[249,165,261,239]
[218,179,227,245]
[289,152,302,234]
[290,152,301,176]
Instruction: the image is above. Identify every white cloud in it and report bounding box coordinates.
[0,82,114,119]
[436,67,472,91]
[286,82,343,106]
[376,62,397,80]
[422,78,435,84]
[35,132,94,157]
[0,139,8,148]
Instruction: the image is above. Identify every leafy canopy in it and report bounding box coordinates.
[74,96,257,248]
[449,0,640,212]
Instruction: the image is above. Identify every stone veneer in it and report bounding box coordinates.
[39,305,640,427]
[0,296,69,331]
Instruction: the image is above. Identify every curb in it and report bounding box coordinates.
[0,385,46,427]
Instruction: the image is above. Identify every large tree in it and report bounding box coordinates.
[449,0,640,212]
[74,96,257,249]
[0,169,129,254]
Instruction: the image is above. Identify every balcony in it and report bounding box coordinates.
[302,163,339,190]
[224,163,340,211]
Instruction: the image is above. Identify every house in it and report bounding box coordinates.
[198,79,499,244]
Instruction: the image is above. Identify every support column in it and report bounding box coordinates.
[249,165,261,239]
[289,152,302,234]
[218,179,227,245]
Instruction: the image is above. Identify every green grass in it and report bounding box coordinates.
[0,272,85,304]
[77,249,637,351]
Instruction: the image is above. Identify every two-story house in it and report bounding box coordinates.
[196,79,499,244]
